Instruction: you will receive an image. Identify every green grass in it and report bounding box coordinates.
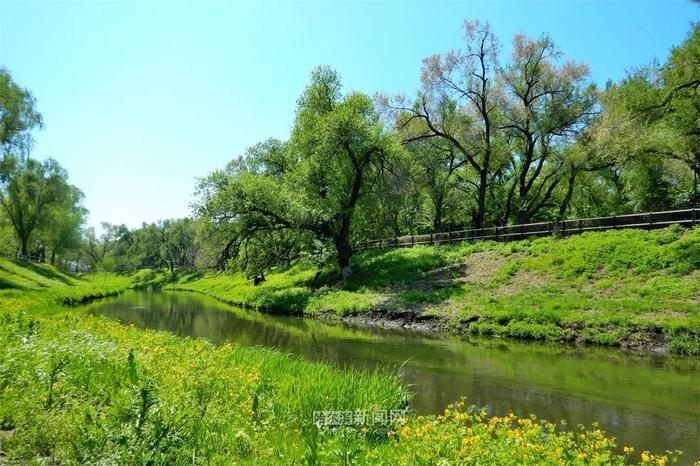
[161,226,700,354]
[0,259,684,464]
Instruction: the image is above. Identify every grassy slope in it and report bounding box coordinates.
[0,260,686,464]
[0,259,404,464]
[163,226,700,355]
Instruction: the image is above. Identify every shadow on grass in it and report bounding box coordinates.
[131,268,205,289]
[0,275,27,290]
[303,247,454,294]
[12,260,77,286]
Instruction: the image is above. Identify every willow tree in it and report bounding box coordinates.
[500,33,597,224]
[39,184,87,264]
[627,23,700,204]
[0,68,42,154]
[197,67,400,278]
[384,20,505,230]
[0,156,75,256]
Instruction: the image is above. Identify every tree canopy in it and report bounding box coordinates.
[1,20,698,278]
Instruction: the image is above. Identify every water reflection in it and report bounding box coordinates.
[86,290,700,460]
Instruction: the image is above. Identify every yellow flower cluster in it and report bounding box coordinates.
[383,402,681,466]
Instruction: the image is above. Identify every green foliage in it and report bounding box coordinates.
[0,155,84,258]
[195,67,403,275]
[0,68,42,152]
[83,218,198,272]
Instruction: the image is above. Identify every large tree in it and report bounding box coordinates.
[385,20,505,230]
[39,184,87,264]
[0,155,76,256]
[196,67,400,277]
[630,23,700,203]
[500,33,597,224]
[0,69,42,154]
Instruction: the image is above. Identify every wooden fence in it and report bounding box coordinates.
[0,252,47,263]
[354,208,699,252]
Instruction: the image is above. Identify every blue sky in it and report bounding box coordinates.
[0,1,697,229]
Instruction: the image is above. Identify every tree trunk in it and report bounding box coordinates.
[516,209,530,225]
[558,168,579,220]
[50,249,56,265]
[475,169,488,229]
[20,235,29,257]
[432,190,444,234]
[335,214,353,279]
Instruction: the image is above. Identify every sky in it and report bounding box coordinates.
[0,0,697,230]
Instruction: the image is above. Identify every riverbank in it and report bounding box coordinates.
[0,258,689,464]
[158,227,700,355]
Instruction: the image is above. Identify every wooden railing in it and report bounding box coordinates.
[354,208,699,252]
[0,252,48,263]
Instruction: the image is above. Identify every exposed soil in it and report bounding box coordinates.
[457,251,511,284]
[335,309,670,354]
[497,269,552,295]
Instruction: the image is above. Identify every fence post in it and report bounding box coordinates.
[430,232,433,245]
[394,236,398,247]
[448,225,452,244]
[578,219,582,234]
[411,235,414,247]
[649,212,654,229]
[693,208,697,227]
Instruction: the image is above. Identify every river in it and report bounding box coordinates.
[84,290,700,461]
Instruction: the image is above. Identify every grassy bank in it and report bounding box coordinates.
[159,227,700,355]
[0,259,689,463]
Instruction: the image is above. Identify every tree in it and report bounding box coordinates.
[39,184,87,264]
[83,222,127,269]
[637,23,699,204]
[408,140,469,233]
[500,33,597,224]
[159,219,197,272]
[577,23,700,212]
[0,155,76,256]
[357,150,424,238]
[290,67,401,276]
[384,20,504,230]
[196,67,400,278]
[0,69,42,154]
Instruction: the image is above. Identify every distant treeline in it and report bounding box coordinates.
[0,20,697,277]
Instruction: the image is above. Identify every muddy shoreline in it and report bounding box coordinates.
[316,308,671,355]
[159,284,674,354]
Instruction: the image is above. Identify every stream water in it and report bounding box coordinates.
[85,290,700,461]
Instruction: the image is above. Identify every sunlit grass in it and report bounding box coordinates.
[160,226,700,354]
[0,255,688,463]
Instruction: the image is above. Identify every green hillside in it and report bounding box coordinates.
[162,226,700,355]
[0,257,141,308]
